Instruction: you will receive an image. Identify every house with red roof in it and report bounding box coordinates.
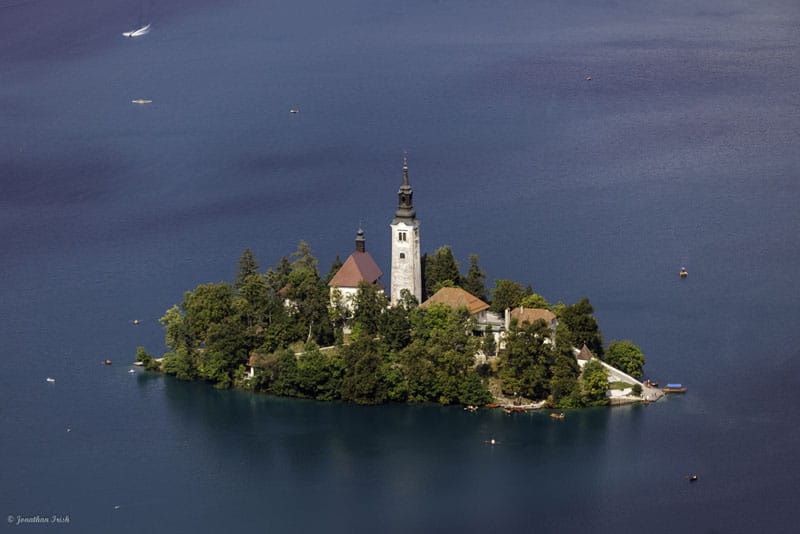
[328,227,384,313]
[420,286,505,360]
[505,306,558,333]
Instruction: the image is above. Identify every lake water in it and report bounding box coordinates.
[1,0,799,532]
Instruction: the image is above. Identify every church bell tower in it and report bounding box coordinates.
[390,157,422,305]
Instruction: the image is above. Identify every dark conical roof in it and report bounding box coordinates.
[395,156,416,220]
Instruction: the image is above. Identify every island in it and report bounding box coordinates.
[136,161,658,409]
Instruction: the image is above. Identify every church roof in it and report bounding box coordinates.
[328,251,383,288]
[421,287,490,315]
[510,307,557,327]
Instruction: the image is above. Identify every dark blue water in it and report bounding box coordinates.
[2,0,799,532]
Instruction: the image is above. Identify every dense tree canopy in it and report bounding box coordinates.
[580,359,610,406]
[462,254,488,301]
[424,245,461,298]
[151,242,643,409]
[236,248,259,289]
[555,298,604,358]
[489,279,530,312]
[605,340,645,379]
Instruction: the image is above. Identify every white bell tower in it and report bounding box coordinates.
[390,157,422,305]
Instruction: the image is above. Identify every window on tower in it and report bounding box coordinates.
[399,253,406,259]
[399,231,407,242]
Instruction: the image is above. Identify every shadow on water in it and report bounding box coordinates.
[154,375,625,531]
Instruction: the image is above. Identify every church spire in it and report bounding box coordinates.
[395,155,416,220]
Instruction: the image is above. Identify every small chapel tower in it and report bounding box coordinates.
[390,156,422,305]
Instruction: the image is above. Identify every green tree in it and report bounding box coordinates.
[160,304,191,351]
[236,248,259,289]
[265,256,292,294]
[162,345,196,381]
[398,340,437,402]
[269,349,299,396]
[135,346,160,371]
[581,359,609,406]
[181,282,234,345]
[490,279,530,312]
[352,280,388,336]
[605,340,646,379]
[499,318,553,399]
[327,287,349,345]
[284,243,333,345]
[198,314,250,387]
[424,245,461,298]
[235,273,269,328]
[409,303,485,404]
[459,371,493,406]
[296,342,342,400]
[556,298,604,357]
[325,255,344,284]
[549,344,581,407]
[340,335,388,404]
[462,254,488,301]
[291,240,318,272]
[381,302,412,352]
[482,325,496,357]
[520,293,551,310]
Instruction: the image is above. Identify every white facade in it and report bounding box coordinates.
[390,219,422,304]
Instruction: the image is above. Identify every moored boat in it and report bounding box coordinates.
[550,412,565,420]
[662,383,687,393]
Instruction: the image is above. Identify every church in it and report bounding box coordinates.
[328,157,422,310]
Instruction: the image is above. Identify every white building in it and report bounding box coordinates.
[328,227,384,312]
[390,158,422,305]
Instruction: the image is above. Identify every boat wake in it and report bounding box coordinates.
[122,23,150,38]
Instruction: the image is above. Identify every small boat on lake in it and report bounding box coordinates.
[104,359,112,365]
[131,99,152,105]
[680,267,688,278]
[662,383,687,393]
[122,23,150,38]
[46,377,55,383]
[550,412,565,420]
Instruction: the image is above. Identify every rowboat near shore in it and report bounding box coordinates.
[662,383,687,393]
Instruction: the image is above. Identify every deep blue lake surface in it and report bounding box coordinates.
[2,0,799,532]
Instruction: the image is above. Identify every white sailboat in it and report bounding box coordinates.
[122,23,150,38]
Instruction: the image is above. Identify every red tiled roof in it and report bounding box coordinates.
[510,307,556,327]
[328,251,383,288]
[420,287,490,314]
[247,353,268,367]
[577,344,594,361]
